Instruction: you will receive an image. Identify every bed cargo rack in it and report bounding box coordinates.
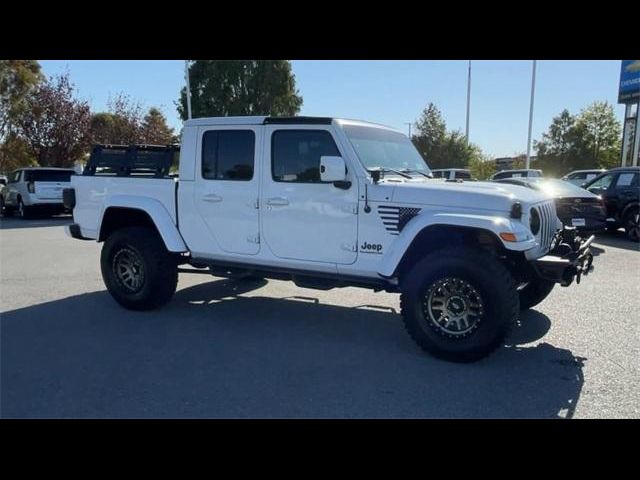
[83,144,180,178]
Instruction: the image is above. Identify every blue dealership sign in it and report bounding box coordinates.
[619,60,640,104]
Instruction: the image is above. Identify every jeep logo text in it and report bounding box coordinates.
[360,241,383,254]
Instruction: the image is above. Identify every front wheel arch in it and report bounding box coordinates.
[394,225,507,285]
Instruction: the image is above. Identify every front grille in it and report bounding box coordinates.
[534,201,557,253]
[555,198,604,218]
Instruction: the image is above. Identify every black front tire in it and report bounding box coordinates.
[100,227,178,310]
[518,276,555,310]
[400,247,519,363]
[624,209,639,243]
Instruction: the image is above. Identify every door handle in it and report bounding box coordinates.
[202,193,223,203]
[266,197,289,206]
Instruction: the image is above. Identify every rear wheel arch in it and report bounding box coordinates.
[99,207,162,244]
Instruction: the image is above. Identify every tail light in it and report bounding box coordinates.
[598,198,606,215]
[27,182,35,193]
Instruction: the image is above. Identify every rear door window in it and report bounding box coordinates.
[202,130,255,181]
[25,170,75,182]
[615,173,638,188]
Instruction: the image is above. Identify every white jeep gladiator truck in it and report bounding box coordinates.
[64,116,595,362]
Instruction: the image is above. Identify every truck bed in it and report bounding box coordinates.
[71,176,177,239]
[70,144,180,239]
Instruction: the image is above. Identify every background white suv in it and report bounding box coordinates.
[0,167,76,219]
[490,169,543,180]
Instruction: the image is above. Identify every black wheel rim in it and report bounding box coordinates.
[627,213,640,241]
[421,277,484,338]
[112,247,145,293]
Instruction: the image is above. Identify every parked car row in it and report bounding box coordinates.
[493,177,607,234]
[426,165,638,242]
[581,167,639,241]
[490,167,638,242]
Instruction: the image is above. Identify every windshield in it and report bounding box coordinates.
[342,125,431,175]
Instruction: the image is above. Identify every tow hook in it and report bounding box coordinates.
[534,227,595,286]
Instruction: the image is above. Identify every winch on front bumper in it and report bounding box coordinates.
[532,227,595,287]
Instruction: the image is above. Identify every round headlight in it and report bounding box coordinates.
[530,208,540,235]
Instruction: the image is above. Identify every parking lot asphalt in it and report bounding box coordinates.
[1,215,639,418]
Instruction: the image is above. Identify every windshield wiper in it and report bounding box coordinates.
[401,169,433,179]
[368,167,413,180]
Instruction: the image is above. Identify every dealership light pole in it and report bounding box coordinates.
[405,122,412,138]
[525,60,537,169]
[185,60,193,120]
[465,60,471,144]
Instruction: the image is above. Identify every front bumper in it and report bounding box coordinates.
[532,228,595,287]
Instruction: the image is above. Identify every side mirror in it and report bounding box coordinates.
[320,156,347,183]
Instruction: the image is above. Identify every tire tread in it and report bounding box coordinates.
[101,227,178,310]
[400,246,519,362]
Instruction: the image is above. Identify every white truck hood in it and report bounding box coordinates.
[386,179,549,212]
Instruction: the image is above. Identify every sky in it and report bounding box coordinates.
[39,60,625,158]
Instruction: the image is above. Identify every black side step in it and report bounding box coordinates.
[186,257,397,292]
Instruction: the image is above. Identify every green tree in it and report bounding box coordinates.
[0,60,43,139]
[0,134,37,172]
[0,60,42,172]
[575,101,621,169]
[90,93,145,145]
[411,102,481,169]
[411,103,446,164]
[535,102,621,176]
[14,73,91,168]
[468,154,497,180]
[141,107,176,144]
[177,60,303,119]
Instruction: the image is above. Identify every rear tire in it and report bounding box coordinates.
[100,227,178,310]
[400,247,519,363]
[518,276,555,310]
[17,199,31,219]
[624,208,639,243]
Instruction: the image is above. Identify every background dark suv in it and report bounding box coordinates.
[583,167,639,242]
